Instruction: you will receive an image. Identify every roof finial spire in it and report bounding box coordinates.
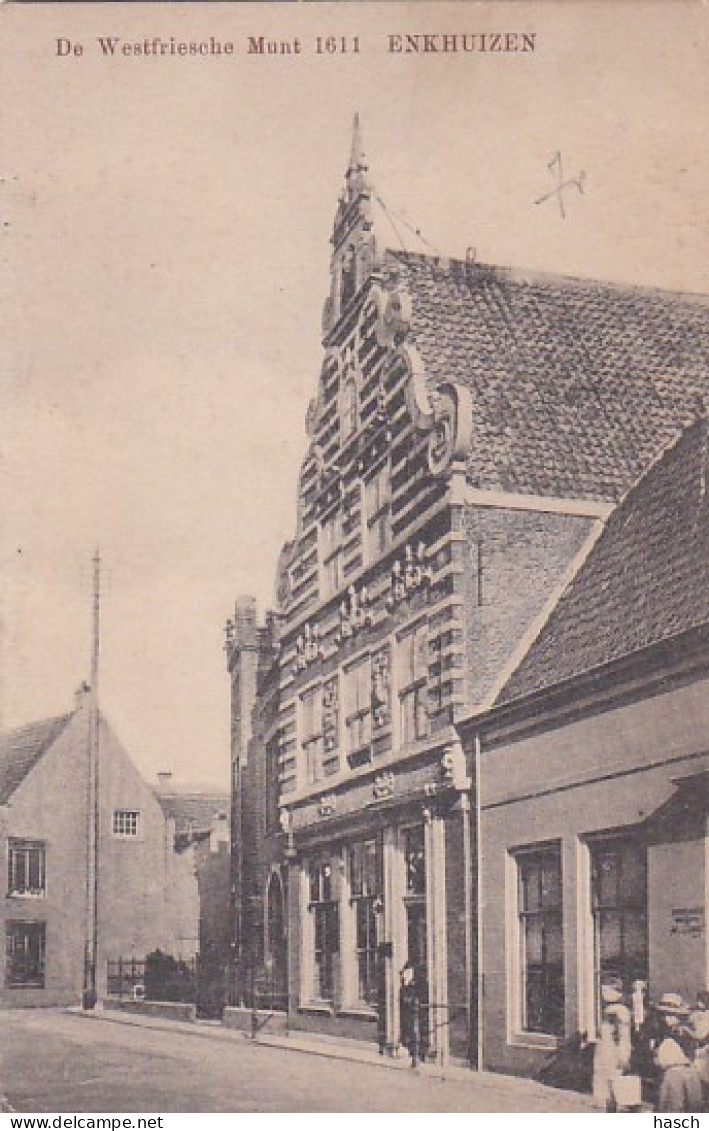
[345,112,369,202]
[349,112,366,173]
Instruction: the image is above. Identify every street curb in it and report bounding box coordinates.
[64,1008,599,1110]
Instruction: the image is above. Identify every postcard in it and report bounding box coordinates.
[2,0,708,1117]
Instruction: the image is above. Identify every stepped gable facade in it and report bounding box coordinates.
[226,118,709,1061]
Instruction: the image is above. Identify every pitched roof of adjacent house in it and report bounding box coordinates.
[155,783,230,837]
[0,714,72,804]
[497,418,709,703]
[385,250,709,502]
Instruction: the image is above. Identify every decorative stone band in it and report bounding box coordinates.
[293,622,325,674]
[439,741,470,791]
[335,582,374,644]
[372,770,395,800]
[385,540,433,611]
[317,794,338,818]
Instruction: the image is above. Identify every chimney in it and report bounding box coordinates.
[157,771,173,791]
[210,812,230,853]
[74,681,91,711]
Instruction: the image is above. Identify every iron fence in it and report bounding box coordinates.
[106,957,146,1000]
[106,953,197,1003]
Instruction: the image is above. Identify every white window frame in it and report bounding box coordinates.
[308,857,339,1004]
[396,620,429,748]
[348,838,381,1009]
[506,842,565,1046]
[113,810,140,838]
[343,653,372,764]
[587,833,648,1033]
[299,681,323,785]
[7,839,46,898]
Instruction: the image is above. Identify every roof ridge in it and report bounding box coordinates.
[604,414,707,520]
[496,416,709,705]
[0,713,74,804]
[385,248,709,304]
[0,711,72,742]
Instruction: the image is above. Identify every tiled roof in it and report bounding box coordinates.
[156,786,230,836]
[0,715,72,804]
[498,419,709,703]
[386,251,709,502]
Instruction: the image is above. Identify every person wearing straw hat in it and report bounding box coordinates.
[654,992,703,1112]
[593,979,632,1110]
[688,991,709,1104]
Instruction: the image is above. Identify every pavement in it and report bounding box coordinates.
[65,1003,600,1110]
[1,1006,601,1112]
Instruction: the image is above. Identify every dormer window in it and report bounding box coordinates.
[341,377,358,442]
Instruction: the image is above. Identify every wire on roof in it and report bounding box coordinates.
[373,193,439,255]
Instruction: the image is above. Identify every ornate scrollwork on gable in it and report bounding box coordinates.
[427,383,473,477]
[398,338,473,478]
[400,344,434,433]
[373,286,413,348]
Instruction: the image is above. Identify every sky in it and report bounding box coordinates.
[3,1,708,789]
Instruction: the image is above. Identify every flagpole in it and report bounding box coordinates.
[83,549,101,1009]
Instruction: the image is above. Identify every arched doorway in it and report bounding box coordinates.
[265,871,288,1011]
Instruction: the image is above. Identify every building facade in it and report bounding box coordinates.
[226,120,709,1064]
[155,774,231,1015]
[225,597,284,1009]
[1,689,200,1007]
[461,421,709,1076]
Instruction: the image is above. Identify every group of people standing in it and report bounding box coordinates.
[593,980,709,1112]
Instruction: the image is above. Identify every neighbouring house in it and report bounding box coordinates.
[1,688,200,1007]
[225,601,285,1013]
[224,117,709,1063]
[459,419,709,1078]
[154,773,231,1016]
